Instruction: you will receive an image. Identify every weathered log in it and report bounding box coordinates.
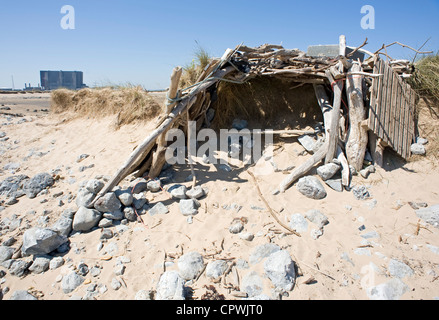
[149,66,183,178]
[314,84,350,187]
[278,141,329,193]
[324,70,343,164]
[345,63,368,171]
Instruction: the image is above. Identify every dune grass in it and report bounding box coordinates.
[179,45,213,89]
[51,85,161,128]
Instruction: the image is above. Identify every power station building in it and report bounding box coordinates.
[40,71,86,90]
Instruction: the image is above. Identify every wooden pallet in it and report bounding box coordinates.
[368,57,416,160]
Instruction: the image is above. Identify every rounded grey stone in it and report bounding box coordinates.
[62,272,84,294]
[72,207,102,232]
[177,251,204,280]
[296,176,327,200]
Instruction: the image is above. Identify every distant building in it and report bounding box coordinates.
[40,71,87,90]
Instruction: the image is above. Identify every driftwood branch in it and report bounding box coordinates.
[92,66,235,204]
[247,170,300,237]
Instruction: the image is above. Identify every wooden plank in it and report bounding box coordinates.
[378,60,389,140]
[408,83,416,156]
[368,57,379,130]
[394,76,403,156]
[404,81,412,158]
[401,81,411,159]
[389,71,399,150]
[399,80,408,157]
[381,61,393,145]
[373,59,385,135]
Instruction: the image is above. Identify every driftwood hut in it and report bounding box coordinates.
[92,35,424,205]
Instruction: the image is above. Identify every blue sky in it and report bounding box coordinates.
[0,0,438,90]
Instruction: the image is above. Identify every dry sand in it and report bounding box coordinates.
[0,93,438,301]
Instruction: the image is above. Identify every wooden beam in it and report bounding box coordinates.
[345,63,368,171]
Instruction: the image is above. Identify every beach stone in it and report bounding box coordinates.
[111,278,122,290]
[229,221,244,234]
[76,188,96,208]
[76,154,89,163]
[169,184,188,199]
[317,163,341,181]
[360,165,376,179]
[4,162,20,172]
[264,250,295,291]
[297,176,327,200]
[0,174,29,198]
[242,271,263,297]
[179,199,198,216]
[249,243,280,265]
[325,178,343,192]
[22,227,68,256]
[411,143,426,155]
[94,192,121,213]
[115,190,133,206]
[367,278,409,300]
[206,260,228,279]
[178,251,204,280]
[49,256,65,270]
[62,272,84,294]
[132,193,147,210]
[186,186,205,199]
[22,173,54,199]
[156,270,185,300]
[415,204,439,228]
[353,185,370,200]
[135,290,153,300]
[8,259,31,277]
[298,135,318,153]
[147,180,161,192]
[72,207,102,232]
[98,218,113,228]
[28,256,51,274]
[85,179,104,194]
[239,232,255,241]
[123,206,137,222]
[388,259,414,279]
[148,202,169,216]
[129,178,148,194]
[9,290,38,300]
[289,213,309,233]
[305,209,329,229]
[416,137,428,145]
[0,246,15,263]
[51,216,73,237]
[103,209,124,220]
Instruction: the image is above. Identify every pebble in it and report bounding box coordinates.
[296,176,327,200]
[177,251,204,280]
[148,202,169,216]
[229,221,244,234]
[156,270,185,300]
[179,199,198,216]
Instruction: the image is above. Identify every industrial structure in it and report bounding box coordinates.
[40,71,86,90]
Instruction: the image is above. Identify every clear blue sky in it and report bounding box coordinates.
[1,0,438,90]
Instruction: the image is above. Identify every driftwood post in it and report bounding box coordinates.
[149,66,183,178]
[345,63,368,171]
[314,84,350,187]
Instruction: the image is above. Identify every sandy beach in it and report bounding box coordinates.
[0,92,438,301]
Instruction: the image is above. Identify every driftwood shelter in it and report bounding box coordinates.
[92,35,426,205]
